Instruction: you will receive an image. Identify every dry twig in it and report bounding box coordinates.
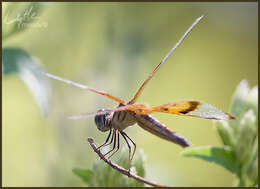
[87,137,166,187]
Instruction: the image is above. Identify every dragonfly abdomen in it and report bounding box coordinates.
[135,114,190,147]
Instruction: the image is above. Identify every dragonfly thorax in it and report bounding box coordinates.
[94,109,112,132]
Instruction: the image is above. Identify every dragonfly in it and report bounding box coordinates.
[44,15,235,169]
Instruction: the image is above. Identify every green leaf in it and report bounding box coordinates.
[2,48,51,115]
[230,80,251,118]
[182,146,238,173]
[241,135,258,185]
[230,80,258,132]
[72,168,93,185]
[235,110,257,165]
[247,86,258,116]
[214,120,236,147]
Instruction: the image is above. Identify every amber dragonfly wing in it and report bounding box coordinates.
[99,101,235,120]
[128,16,204,104]
[43,72,126,105]
[150,101,235,120]
[67,101,235,121]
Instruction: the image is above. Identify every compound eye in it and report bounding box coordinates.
[94,109,110,132]
[95,114,105,128]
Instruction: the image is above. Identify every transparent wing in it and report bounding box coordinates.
[43,72,126,105]
[67,104,142,120]
[68,112,99,120]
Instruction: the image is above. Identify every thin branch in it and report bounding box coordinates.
[87,137,166,187]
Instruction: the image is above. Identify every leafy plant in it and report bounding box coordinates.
[182,80,258,187]
[2,2,50,115]
[73,147,146,187]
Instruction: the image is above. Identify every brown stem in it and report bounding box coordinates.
[87,137,166,187]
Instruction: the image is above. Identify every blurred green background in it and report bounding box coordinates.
[2,2,258,187]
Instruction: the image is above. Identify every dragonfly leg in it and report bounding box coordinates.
[121,131,136,162]
[103,130,117,157]
[97,128,112,150]
[108,131,120,159]
[121,131,132,171]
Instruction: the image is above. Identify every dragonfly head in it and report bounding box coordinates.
[94,109,111,132]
